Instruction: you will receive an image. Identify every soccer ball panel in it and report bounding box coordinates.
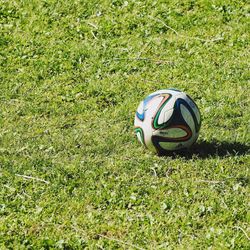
[185,95,201,126]
[157,127,188,138]
[158,108,174,127]
[159,141,183,151]
[136,101,144,120]
[135,127,144,145]
[180,104,196,135]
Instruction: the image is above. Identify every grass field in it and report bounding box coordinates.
[0,0,249,249]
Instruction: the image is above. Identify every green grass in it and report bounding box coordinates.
[0,0,249,249]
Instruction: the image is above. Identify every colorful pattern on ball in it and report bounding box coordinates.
[134,89,201,153]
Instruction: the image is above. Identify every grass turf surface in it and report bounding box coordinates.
[0,0,249,249]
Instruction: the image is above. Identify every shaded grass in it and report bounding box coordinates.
[163,140,250,159]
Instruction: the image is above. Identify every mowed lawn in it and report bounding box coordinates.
[0,0,249,249]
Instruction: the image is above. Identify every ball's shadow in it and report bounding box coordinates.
[160,140,250,159]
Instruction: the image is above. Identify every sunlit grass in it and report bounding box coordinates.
[0,0,249,248]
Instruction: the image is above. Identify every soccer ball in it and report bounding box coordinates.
[134,89,201,154]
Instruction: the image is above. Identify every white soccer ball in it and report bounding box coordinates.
[134,89,201,154]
